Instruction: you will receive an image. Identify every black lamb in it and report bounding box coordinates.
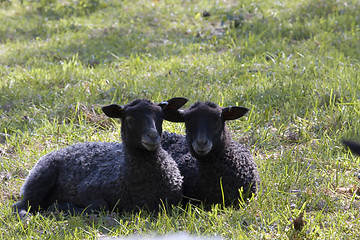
[343,140,360,156]
[13,98,187,218]
[162,101,260,206]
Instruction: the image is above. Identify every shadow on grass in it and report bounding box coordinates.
[2,0,360,66]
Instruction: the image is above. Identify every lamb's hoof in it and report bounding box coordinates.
[17,210,32,220]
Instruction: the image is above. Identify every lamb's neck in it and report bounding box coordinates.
[221,127,233,145]
[123,144,161,163]
[196,149,225,165]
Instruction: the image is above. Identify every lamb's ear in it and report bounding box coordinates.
[158,97,188,110]
[163,109,185,122]
[343,140,360,156]
[159,97,187,123]
[221,106,249,121]
[102,104,125,119]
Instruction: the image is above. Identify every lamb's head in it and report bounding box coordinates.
[343,140,360,156]
[102,98,188,151]
[164,101,248,157]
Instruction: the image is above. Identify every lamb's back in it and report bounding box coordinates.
[38,142,124,207]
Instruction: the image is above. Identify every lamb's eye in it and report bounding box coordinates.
[212,119,222,130]
[126,116,134,126]
[186,121,195,132]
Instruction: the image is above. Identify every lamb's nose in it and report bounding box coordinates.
[196,138,208,148]
[147,130,160,141]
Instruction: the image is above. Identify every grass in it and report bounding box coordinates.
[0,0,360,238]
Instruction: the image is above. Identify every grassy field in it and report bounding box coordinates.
[0,0,360,238]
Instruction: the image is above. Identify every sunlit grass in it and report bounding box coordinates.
[0,0,360,238]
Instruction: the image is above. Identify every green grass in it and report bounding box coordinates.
[1,0,360,238]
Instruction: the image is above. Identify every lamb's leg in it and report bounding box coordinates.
[48,203,90,215]
[12,161,58,218]
[50,200,110,215]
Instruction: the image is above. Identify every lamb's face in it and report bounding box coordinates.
[184,102,224,156]
[163,101,249,157]
[102,99,163,151]
[123,102,163,151]
[102,97,188,152]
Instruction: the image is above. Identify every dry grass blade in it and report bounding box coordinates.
[293,212,305,231]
